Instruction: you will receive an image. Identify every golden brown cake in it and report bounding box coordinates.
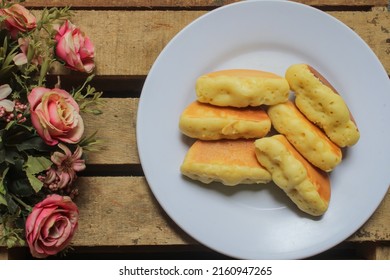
[179,101,271,140]
[196,69,290,108]
[254,135,331,216]
[285,64,360,147]
[181,139,271,186]
[268,101,342,172]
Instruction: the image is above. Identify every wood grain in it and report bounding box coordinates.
[54,10,389,76]
[0,177,388,254]
[0,248,8,260]
[22,0,389,8]
[52,178,390,246]
[75,179,389,246]
[373,246,390,260]
[3,176,380,248]
[81,98,139,165]
[71,177,193,246]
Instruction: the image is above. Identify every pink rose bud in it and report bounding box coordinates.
[25,194,79,258]
[55,20,95,73]
[28,87,84,146]
[0,4,37,38]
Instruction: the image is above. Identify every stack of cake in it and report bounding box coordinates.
[179,64,359,216]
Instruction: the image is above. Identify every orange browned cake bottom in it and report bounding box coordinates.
[180,139,271,186]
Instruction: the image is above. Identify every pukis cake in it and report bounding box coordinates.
[285,64,360,147]
[179,101,271,140]
[196,69,290,108]
[181,139,271,186]
[268,101,342,172]
[254,135,330,216]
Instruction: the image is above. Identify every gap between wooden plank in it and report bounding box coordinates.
[79,164,144,176]
[6,244,232,260]
[46,75,145,98]
[49,74,390,99]
[5,240,386,260]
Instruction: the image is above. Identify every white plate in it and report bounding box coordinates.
[137,0,390,259]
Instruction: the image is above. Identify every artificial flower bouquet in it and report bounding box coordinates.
[0,1,102,258]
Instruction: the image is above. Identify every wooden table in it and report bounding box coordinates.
[1,0,389,260]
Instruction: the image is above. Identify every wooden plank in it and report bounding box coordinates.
[71,177,193,246]
[51,10,389,76]
[373,246,390,259]
[4,178,388,247]
[22,0,389,8]
[0,177,192,249]
[72,178,389,246]
[82,98,139,165]
[0,177,389,251]
[0,248,9,260]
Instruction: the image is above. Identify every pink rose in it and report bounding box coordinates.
[25,194,79,258]
[55,20,95,73]
[28,87,84,146]
[0,4,37,38]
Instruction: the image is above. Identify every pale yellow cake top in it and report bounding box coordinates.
[268,101,342,171]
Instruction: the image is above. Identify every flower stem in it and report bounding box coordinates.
[10,194,33,212]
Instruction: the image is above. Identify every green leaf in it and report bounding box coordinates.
[0,214,26,248]
[15,136,51,152]
[26,173,44,193]
[3,124,33,143]
[9,177,35,197]
[24,156,52,193]
[5,149,24,166]
[25,156,52,175]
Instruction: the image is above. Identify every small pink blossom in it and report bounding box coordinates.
[55,20,95,73]
[43,144,85,190]
[28,87,84,146]
[25,194,78,258]
[0,4,37,38]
